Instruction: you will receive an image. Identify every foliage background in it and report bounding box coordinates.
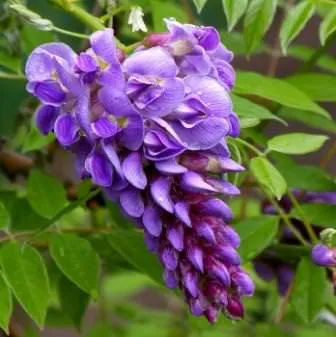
[0,0,336,336]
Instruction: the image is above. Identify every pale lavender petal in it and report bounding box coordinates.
[206,178,240,195]
[122,152,147,189]
[54,114,79,146]
[167,224,184,251]
[120,187,144,218]
[101,140,123,176]
[174,202,191,227]
[181,172,217,193]
[155,158,187,175]
[150,177,174,213]
[123,46,178,77]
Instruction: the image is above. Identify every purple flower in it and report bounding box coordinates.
[26,20,253,323]
[312,244,336,267]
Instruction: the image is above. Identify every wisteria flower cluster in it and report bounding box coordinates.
[254,191,336,295]
[25,19,254,322]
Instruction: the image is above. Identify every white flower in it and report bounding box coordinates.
[128,6,147,33]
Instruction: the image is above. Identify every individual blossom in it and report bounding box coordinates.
[254,191,336,295]
[25,21,254,323]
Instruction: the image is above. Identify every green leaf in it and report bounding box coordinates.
[244,0,277,53]
[0,202,10,229]
[151,0,188,32]
[320,8,336,45]
[278,107,336,135]
[280,2,315,54]
[286,73,336,102]
[0,242,50,327]
[0,273,13,334]
[222,0,248,31]
[291,257,327,323]
[288,45,336,74]
[58,276,89,330]
[267,133,329,155]
[250,157,287,199]
[22,125,55,153]
[235,216,279,262]
[232,94,286,125]
[27,169,67,219]
[108,230,163,285]
[275,155,336,192]
[192,0,208,13]
[50,234,100,296]
[0,50,21,73]
[290,204,336,228]
[235,72,330,118]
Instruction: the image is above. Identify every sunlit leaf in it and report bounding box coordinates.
[222,0,248,31]
[0,242,50,327]
[0,273,13,334]
[320,7,336,45]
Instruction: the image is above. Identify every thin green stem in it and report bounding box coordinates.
[233,138,264,156]
[262,187,309,246]
[287,190,318,243]
[298,32,336,72]
[53,26,90,39]
[0,72,25,80]
[317,0,336,5]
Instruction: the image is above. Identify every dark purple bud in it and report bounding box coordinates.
[226,297,244,320]
[205,256,231,287]
[144,230,159,253]
[312,244,336,267]
[253,261,274,282]
[215,244,241,266]
[203,281,228,306]
[91,117,118,139]
[167,223,184,251]
[188,298,204,316]
[142,206,162,237]
[163,269,179,289]
[34,80,66,106]
[228,112,240,138]
[185,237,204,272]
[76,52,98,73]
[204,305,219,324]
[232,272,255,296]
[54,114,79,146]
[85,150,113,187]
[276,265,294,296]
[35,105,58,134]
[160,244,179,271]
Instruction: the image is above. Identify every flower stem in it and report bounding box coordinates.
[0,72,25,80]
[233,137,264,156]
[287,190,318,243]
[262,187,309,247]
[53,26,90,39]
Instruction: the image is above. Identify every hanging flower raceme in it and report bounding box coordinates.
[25,19,254,323]
[254,191,336,295]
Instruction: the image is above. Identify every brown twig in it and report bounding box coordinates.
[267,0,295,76]
[319,139,336,169]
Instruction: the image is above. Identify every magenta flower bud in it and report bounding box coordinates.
[204,305,219,324]
[203,281,228,306]
[226,296,244,320]
[143,32,171,47]
[312,244,336,267]
[188,297,205,316]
